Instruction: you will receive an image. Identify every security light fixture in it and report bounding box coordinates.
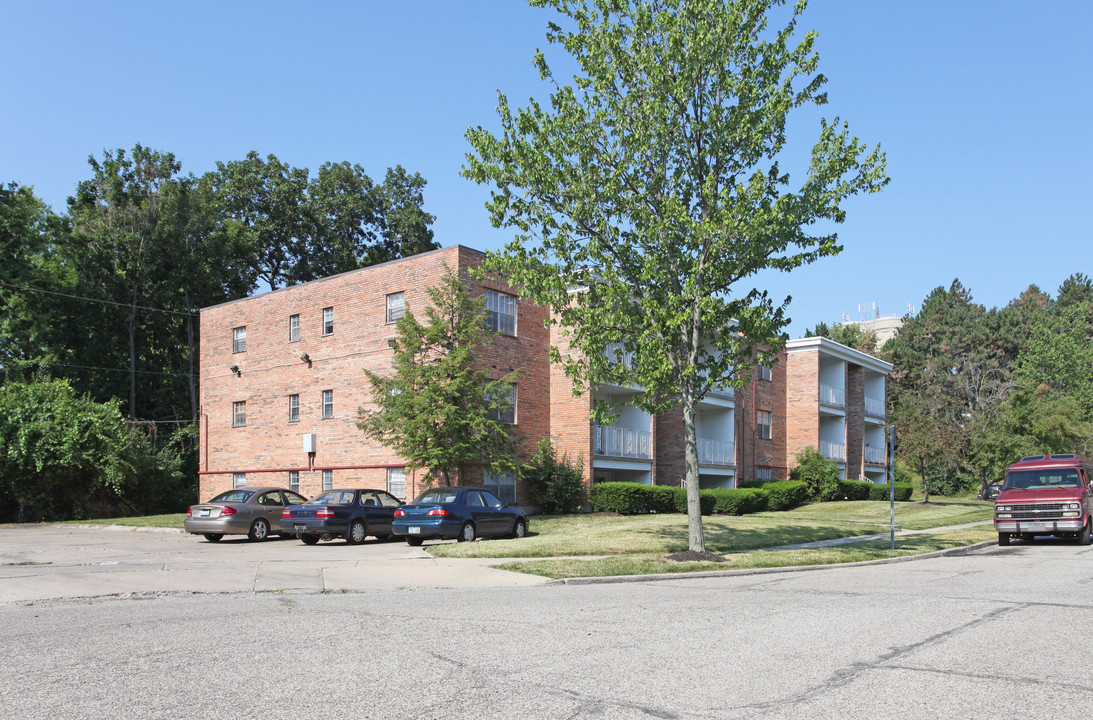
[229,364,241,376]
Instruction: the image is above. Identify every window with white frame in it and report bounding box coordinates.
[486,383,516,424]
[322,307,334,335]
[756,467,773,483]
[289,314,300,342]
[485,470,516,505]
[386,292,405,323]
[321,389,333,419]
[232,401,246,427]
[387,467,406,499]
[233,472,247,488]
[484,289,516,336]
[288,470,299,492]
[756,410,772,440]
[756,364,772,381]
[288,394,299,422]
[233,326,246,353]
[322,469,333,491]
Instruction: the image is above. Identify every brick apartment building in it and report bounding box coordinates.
[198,245,892,505]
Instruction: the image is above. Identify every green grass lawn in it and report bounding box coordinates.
[428,498,994,560]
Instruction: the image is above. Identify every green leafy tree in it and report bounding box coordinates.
[357,268,518,486]
[463,0,887,551]
[0,378,182,522]
[805,321,878,354]
[522,439,585,513]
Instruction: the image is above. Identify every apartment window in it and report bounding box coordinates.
[322,307,334,335]
[756,364,772,381]
[289,314,300,342]
[288,394,300,422]
[288,470,299,493]
[233,472,246,488]
[484,289,517,336]
[386,292,405,323]
[486,383,516,424]
[485,470,516,505]
[232,401,246,427]
[756,410,772,440]
[756,467,773,483]
[233,326,246,353]
[321,389,333,419]
[322,469,333,491]
[387,467,406,500]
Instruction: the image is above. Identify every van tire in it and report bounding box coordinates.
[998,532,1011,546]
[1078,520,1092,546]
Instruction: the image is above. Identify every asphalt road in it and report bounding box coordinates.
[1,526,1092,719]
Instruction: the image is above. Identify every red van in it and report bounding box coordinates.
[994,454,1093,546]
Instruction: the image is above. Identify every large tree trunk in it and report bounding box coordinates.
[681,379,705,552]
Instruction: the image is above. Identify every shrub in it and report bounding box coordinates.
[521,439,585,513]
[758,480,809,511]
[672,487,717,515]
[710,488,767,515]
[589,482,675,514]
[836,479,873,501]
[866,482,914,501]
[789,447,842,501]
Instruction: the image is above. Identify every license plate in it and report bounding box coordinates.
[1028,522,1046,531]
[408,527,421,534]
[200,509,210,517]
[294,524,307,533]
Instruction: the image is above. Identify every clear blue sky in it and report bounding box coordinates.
[3,0,1090,337]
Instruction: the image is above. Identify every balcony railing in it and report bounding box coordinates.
[593,424,652,459]
[864,445,887,464]
[865,396,886,418]
[819,384,845,408]
[698,437,735,466]
[820,440,846,462]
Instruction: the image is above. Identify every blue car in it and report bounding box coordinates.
[280,488,403,545]
[392,486,528,546]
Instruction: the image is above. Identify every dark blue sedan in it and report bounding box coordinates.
[391,486,528,546]
[280,488,403,545]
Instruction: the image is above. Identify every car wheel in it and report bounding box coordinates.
[300,534,320,545]
[248,518,270,541]
[1078,520,1092,546]
[998,532,1010,546]
[346,519,367,545]
[406,537,423,547]
[511,519,527,539]
[457,522,476,543]
[203,533,223,542]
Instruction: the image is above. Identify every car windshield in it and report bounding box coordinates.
[413,489,460,505]
[306,490,356,505]
[210,490,253,504]
[1003,469,1081,490]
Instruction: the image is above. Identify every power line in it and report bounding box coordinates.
[0,280,198,317]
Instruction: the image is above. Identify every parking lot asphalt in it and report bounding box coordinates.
[0,523,546,603]
[0,521,997,603]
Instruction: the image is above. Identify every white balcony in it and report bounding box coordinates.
[865,396,886,418]
[864,445,887,465]
[698,437,735,466]
[593,424,652,459]
[820,440,846,462]
[820,384,845,408]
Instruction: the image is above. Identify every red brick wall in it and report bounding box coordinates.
[198,246,549,503]
[846,364,865,480]
[784,349,820,473]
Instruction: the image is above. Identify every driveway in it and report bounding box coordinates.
[0,523,545,602]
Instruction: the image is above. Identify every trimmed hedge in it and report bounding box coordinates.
[709,488,768,515]
[837,480,874,501]
[590,482,676,514]
[759,480,809,511]
[672,487,717,515]
[868,483,914,501]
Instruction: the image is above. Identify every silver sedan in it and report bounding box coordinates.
[185,487,308,542]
